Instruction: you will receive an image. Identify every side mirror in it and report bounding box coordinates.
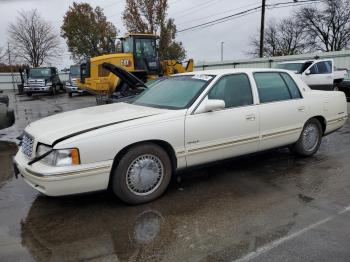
[304,69,311,75]
[195,97,225,114]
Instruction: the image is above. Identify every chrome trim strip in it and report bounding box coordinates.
[24,164,112,179]
[261,127,302,139]
[176,151,186,156]
[187,136,260,155]
[327,115,348,125]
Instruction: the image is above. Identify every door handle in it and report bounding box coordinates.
[298,106,305,112]
[246,114,256,121]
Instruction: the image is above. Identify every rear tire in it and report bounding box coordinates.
[111,143,172,205]
[290,118,322,157]
[26,92,32,97]
[68,92,72,97]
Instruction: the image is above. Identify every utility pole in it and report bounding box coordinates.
[8,42,16,91]
[221,41,224,62]
[259,0,266,58]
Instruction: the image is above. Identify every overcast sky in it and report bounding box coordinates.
[0,0,314,69]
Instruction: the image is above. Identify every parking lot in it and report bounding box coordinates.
[1,91,350,261]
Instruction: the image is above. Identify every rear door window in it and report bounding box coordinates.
[254,72,292,103]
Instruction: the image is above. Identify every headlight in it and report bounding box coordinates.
[46,81,52,86]
[37,144,80,166]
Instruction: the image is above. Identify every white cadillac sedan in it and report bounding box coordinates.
[14,68,348,204]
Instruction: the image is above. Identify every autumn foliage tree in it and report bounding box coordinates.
[123,0,186,61]
[61,2,118,61]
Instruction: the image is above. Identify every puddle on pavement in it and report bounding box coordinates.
[1,146,348,261]
[0,95,349,261]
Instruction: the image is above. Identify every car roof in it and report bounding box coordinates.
[177,68,293,77]
[277,60,314,64]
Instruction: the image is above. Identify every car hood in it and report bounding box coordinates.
[25,102,168,146]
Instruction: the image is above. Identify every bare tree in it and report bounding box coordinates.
[0,47,6,63]
[250,18,307,57]
[8,9,61,67]
[296,0,350,52]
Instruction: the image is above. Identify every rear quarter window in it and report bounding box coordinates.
[280,73,302,99]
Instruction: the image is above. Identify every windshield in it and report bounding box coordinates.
[122,38,133,53]
[145,78,166,88]
[344,73,350,81]
[275,63,306,73]
[29,68,51,78]
[135,38,156,58]
[70,66,80,77]
[132,75,213,109]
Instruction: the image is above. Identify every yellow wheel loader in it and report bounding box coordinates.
[77,33,194,100]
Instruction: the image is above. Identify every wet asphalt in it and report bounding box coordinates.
[0,91,350,262]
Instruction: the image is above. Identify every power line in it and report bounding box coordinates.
[177,0,319,34]
[171,0,224,18]
[101,0,124,9]
[178,9,262,34]
[177,6,262,33]
[168,0,185,4]
[176,1,260,26]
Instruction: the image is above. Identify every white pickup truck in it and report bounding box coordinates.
[276,59,348,91]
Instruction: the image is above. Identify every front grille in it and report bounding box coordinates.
[28,82,45,87]
[28,80,46,87]
[22,133,34,158]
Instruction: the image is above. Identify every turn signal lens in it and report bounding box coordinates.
[71,148,80,165]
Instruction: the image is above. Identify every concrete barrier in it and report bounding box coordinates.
[195,50,350,72]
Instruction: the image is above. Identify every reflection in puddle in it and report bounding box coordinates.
[133,210,163,245]
[21,195,175,261]
[0,141,18,188]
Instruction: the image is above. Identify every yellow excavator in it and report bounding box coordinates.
[77,33,194,98]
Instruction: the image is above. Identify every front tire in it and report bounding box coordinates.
[290,118,322,157]
[50,86,56,96]
[111,143,172,204]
